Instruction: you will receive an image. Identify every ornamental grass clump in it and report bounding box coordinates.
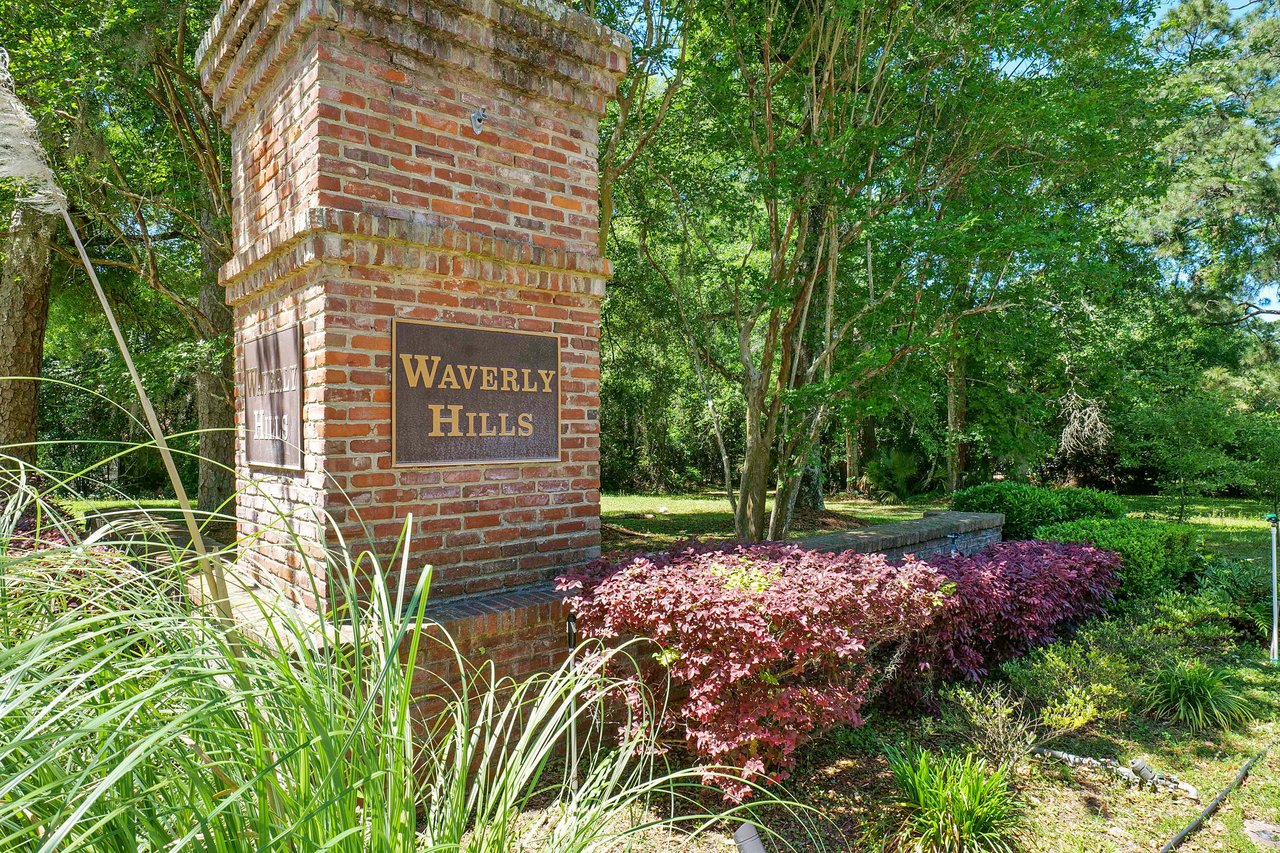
[1142,659,1256,732]
[0,467,817,851]
[885,748,1024,853]
[913,540,1121,682]
[559,543,949,800]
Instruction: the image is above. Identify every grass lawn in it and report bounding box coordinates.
[1125,493,1276,563]
[600,492,942,553]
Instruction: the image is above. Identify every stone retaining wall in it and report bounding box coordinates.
[796,510,1004,561]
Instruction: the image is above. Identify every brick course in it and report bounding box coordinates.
[198,0,629,618]
[797,511,1005,562]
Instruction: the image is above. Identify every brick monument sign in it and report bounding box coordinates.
[198,0,629,677]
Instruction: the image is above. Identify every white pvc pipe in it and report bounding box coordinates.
[1271,518,1278,664]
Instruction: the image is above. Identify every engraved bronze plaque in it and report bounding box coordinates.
[392,319,561,466]
[243,325,303,470]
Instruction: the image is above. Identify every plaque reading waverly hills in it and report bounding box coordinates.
[393,320,561,466]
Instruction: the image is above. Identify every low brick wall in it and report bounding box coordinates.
[796,510,1004,561]
[411,583,569,696]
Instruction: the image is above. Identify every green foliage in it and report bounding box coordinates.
[1055,488,1129,525]
[1114,373,1255,520]
[944,683,1105,772]
[1141,659,1256,732]
[885,748,1024,853]
[1145,589,1242,646]
[1201,557,1274,639]
[943,686,1037,770]
[951,482,1125,540]
[1001,618,1150,723]
[1000,585,1270,739]
[1144,0,1280,328]
[0,480,819,850]
[37,334,220,495]
[866,448,931,503]
[1036,518,1202,600]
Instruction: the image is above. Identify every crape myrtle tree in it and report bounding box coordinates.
[0,0,233,510]
[610,0,1161,539]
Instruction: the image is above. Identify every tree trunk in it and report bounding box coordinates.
[769,470,800,540]
[845,426,857,493]
[795,455,824,514]
[854,419,877,494]
[735,392,772,541]
[946,350,969,493]
[195,245,235,517]
[767,410,829,540]
[0,207,55,471]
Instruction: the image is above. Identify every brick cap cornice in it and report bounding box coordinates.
[198,0,631,125]
[422,579,567,622]
[222,207,612,303]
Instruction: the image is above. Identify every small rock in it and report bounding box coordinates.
[1244,819,1280,850]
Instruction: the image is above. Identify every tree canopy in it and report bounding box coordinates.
[1,0,1277,531]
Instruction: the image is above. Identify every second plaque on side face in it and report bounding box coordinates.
[244,324,304,471]
[391,319,561,467]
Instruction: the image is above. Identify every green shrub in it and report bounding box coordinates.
[943,684,1099,772]
[1035,518,1202,601]
[1001,619,1147,723]
[1201,557,1273,639]
[1147,590,1241,646]
[943,685,1039,771]
[951,482,1125,540]
[885,748,1024,853]
[1141,659,1256,732]
[1055,488,1128,524]
[867,448,929,502]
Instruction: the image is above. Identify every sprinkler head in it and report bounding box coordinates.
[1267,513,1279,525]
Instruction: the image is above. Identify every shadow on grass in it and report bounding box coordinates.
[598,492,945,556]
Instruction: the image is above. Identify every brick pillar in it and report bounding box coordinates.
[197,0,628,673]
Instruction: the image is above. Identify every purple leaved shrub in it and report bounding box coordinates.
[558,543,947,800]
[559,538,1121,800]
[911,540,1121,682]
